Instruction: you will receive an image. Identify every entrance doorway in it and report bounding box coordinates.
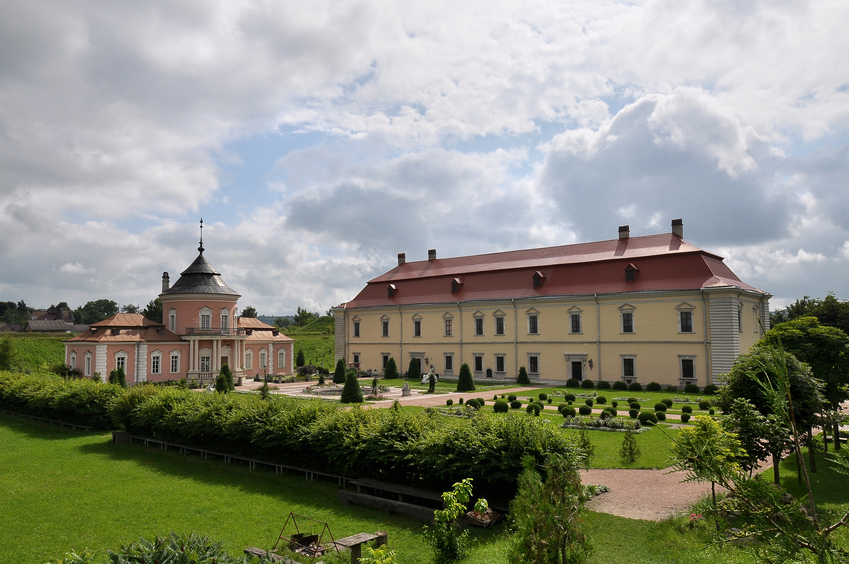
[571,361,583,381]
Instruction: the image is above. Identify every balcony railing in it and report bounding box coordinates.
[184,327,246,336]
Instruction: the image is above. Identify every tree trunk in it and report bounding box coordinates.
[807,427,816,473]
[773,453,781,485]
[835,421,842,451]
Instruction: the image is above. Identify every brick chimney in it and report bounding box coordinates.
[672,218,683,238]
[161,272,170,293]
[618,225,630,240]
[428,249,437,261]
[397,253,406,266]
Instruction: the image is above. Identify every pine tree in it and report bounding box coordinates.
[384,357,399,379]
[296,350,305,367]
[408,358,421,382]
[333,358,346,384]
[619,430,641,463]
[517,366,531,385]
[215,363,234,393]
[340,371,363,403]
[457,363,475,392]
[108,367,127,387]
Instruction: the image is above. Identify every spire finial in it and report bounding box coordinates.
[198,218,204,253]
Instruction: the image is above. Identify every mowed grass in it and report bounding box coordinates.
[0,413,765,564]
[4,333,69,371]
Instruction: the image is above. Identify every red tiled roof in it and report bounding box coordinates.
[91,313,159,328]
[346,234,767,309]
[238,317,275,329]
[66,313,180,343]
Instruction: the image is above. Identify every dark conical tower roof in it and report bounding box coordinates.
[160,219,240,296]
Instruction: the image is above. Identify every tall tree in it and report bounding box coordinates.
[0,337,18,370]
[121,304,139,314]
[456,363,475,392]
[240,306,257,318]
[141,298,163,323]
[333,358,346,384]
[383,357,399,379]
[73,299,118,325]
[340,370,363,403]
[293,306,318,327]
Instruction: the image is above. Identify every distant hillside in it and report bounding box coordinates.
[2,333,69,371]
[282,316,335,368]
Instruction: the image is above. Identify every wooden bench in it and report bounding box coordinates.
[338,490,435,523]
[346,478,444,506]
[332,532,388,564]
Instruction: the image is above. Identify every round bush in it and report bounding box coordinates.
[547,398,553,404]
[627,397,638,403]
[602,407,617,418]
[612,381,628,390]
[684,383,700,394]
[526,402,542,416]
[681,405,693,414]
[446,399,454,406]
[654,402,667,412]
[493,400,509,413]
[629,402,641,410]
[703,384,719,395]
[508,394,517,402]
[656,411,667,421]
[611,400,618,408]
[628,382,643,392]
[661,398,673,408]
[646,381,661,392]
[564,393,576,402]
[665,385,679,392]
[581,379,595,389]
[698,400,710,410]
[566,378,580,388]
[596,380,611,390]
[585,398,594,407]
[561,406,577,418]
[468,398,483,409]
[459,398,464,404]
[638,411,658,425]
[628,409,639,419]
[510,400,522,410]
[493,395,499,401]
[567,401,573,405]
[596,396,607,405]
[578,405,592,415]
[557,404,568,413]
[680,413,691,423]
[538,393,548,401]
[709,408,715,415]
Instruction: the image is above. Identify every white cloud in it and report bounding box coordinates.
[59,263,95,275]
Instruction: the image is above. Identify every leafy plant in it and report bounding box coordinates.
[423,478,486,563]
[619,430,641,463]
[215,363,234,393]
[106,531,252,563]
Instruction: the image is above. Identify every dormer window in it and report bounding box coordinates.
[625,263,638,282]
[388,284,396,298]
[451,278,463,293]
[533,271,545,289]
[111,328,120,335]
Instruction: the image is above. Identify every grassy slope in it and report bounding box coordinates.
[283,316,335,369]
[4,333,69,371]
[0,413,765,564]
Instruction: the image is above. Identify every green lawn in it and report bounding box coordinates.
[3,333,69,371]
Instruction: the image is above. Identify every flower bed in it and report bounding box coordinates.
[560,416,649,433]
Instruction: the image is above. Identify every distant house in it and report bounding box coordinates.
[0,323,22,333]
[333,219,771,388]
[65,230,294,383]
[24,319,89,333]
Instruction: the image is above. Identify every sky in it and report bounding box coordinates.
[2,0,848,317]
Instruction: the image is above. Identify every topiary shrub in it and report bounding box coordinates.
[508,394,517,402]
[596,380,611,390]
[494,399,509,413]
[654,402,667,412]
[459,398,464,404]
[584,399,594,407]
[510,400,522,410]
[629,402,641,410]
[561,406,577,418]
[681,405,693,413]
[665,385,678,392]
[646,381,661,392]
[628,409,639,419]
[493,395,499,401]
[547,398,552,404]
[703,384,719,395]
[564,393,576,402]
[566,378,580,388]
[516,366,531,385]
[446,399,454,406]
[709,408,715,415]
[628,382,643,392]
[611,400,619,408]
[526,402,542,416]
[581,379,595,389]
[680,413,691,423]
[655,411,667,421]
[340,371,363,403]
[596,396,607,405]
[333,358,346,384]
[661,398,673,408]
[457,363,475,392]
[626,397,638,403]
[612,381,628,390]
[601,407,617,419]
[538,393,547,401]
[578,405,592,415]
[467,398,482,410]
[638,411,658,425]
[683,383,700,394]
[698,400,710,410]
[383,357,399,379]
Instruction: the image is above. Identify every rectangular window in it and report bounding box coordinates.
[528,315,538,335]
[245,352,253,370]
[200,356,211,372]
[169,312,176,333]
[382,354,389,369]
[495,317,505,336]
[259,351,267,369]
[444,354,453,372]
[475,318,484,336]
[353,321,360,338]
[70,354,76,369]
[682,358,695,379]
[353,353,360,365]
[382,321,389,337]
[278,350,286,369]
[221,314,229,330]
[738,307,743,333]
[474,355,483,372]
[528,355,539,374]
[680,311,693,333]
[170,354,179,374]
[116,356,126,371]
[85,355,91,376]
[623,357,635,378]
[444,319,453,337]
[414,320,421,337]
[151,356,160,374]
[570,314,581,334]
[495,355,505,373]
[201,314,211,330]
[622,312,634,333]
